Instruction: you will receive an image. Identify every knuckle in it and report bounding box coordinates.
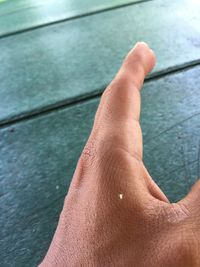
[80,137,124,178]
[80,137,99,167]
[80,136,116,166]
[79,135,114,169]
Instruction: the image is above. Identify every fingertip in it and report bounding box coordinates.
[132,41,153,54]
[133,41,149,49]
[129,41,156,75]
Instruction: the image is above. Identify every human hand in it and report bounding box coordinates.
[40,42,200,267]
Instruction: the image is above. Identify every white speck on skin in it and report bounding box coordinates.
[119,193,123,200]
[56,185,59,190]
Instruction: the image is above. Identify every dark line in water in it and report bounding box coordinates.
[0,0,152,39]
[0,60,200,129]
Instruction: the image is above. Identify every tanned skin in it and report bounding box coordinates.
[40,43,200,267]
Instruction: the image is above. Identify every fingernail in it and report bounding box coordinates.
[138,41,149,47]
[133,42,155,54]
[133,41,149,49]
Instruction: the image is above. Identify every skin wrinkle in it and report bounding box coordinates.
[89,122,143,163]
[40,43,200,267]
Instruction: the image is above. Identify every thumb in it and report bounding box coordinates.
[178,179,200,217]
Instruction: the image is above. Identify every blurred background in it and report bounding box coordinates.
[0,0,200,266]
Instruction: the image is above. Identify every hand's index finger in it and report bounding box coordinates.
[123,42,156,88]
[92,42,156,159]
[101,42,156,122]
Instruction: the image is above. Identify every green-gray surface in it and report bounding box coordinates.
[1,65,200,266]
[0,0,147,37]
[1,0,200,125]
